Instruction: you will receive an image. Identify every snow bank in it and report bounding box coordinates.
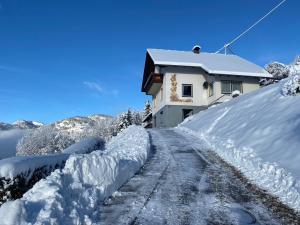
[62,137,105,154]
[0,154,69,180]
[179,76,300,211]
[0,137,103,180]
[0,129,27,160]
[0,125,149,225]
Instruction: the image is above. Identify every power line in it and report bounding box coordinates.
[215,0,287,54]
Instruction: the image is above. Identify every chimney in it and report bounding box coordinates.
[192,45,201,54]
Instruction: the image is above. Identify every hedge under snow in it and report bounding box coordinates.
[179,74,300,212]
[0,125,150,225]
[0,137,104,180]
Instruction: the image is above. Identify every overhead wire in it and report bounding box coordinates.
[215,0,287,54]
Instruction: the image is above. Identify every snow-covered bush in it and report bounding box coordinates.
[132,111,143,125]
[231,90,241,98]
[16,126,74,156]
[281,73,300,96]
[0,153,68,205]
[266,62,290,80]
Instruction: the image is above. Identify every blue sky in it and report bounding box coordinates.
[0,0,299,124]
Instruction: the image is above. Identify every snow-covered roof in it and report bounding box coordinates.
[147,49,272,78]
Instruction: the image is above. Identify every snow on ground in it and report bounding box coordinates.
[0,125,150,225]
[0,129,27,160]
[179,74,300,212]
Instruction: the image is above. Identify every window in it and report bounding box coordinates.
[160,87,163,101]
[182,84,193,97]
[182,109,193,121]
[208,82,214,97]
[221,80,243,94]
[232,81,242,93]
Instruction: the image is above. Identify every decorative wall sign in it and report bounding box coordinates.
[170,74,193,102]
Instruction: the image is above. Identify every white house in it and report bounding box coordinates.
[141,47,272,128]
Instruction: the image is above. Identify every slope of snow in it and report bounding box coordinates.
[0,125,150,225]
[179,74,300,211]
[0,129,27,160]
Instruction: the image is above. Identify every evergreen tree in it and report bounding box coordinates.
[126,109,133,126]
[143,101,152,118]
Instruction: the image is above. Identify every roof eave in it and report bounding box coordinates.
[153,61,272,78]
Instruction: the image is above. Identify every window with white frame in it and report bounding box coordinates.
[221,80,243,94]
[182,84,193,97]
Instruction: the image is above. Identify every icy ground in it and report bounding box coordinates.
[99,129,299,225]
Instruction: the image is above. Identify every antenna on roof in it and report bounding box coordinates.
[215,0,287,55]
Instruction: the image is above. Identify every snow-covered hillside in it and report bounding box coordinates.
[179,74,300,211]
[0,126,150,224]
[54,115,112,136]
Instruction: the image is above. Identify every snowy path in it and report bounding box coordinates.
[98,129,298,225]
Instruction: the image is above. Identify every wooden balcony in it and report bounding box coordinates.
[143,73,163,95]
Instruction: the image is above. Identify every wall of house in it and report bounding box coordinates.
[162,66,208,107]
[207,75,260,104]
[152,75,167,114]
[159,66,260,106]
[151,65,260,127]
[153,105,207,128]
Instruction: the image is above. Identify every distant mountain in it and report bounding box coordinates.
[54,114,113,135]
[0,120,44,131]
[13,120,44,129]
[0,114,112,132]
[0,122,14,131]
[88,114,113,121]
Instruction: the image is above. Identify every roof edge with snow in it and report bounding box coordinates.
[146,48,272,78]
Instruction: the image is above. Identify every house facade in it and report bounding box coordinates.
[141,48,272,128]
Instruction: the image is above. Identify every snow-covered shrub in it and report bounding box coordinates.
[281,73,300,96]
[0,153,68,205]
[266,62,290,80]
[132,111,143,125]
[231,90,241,98]
[16,126,74,156]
